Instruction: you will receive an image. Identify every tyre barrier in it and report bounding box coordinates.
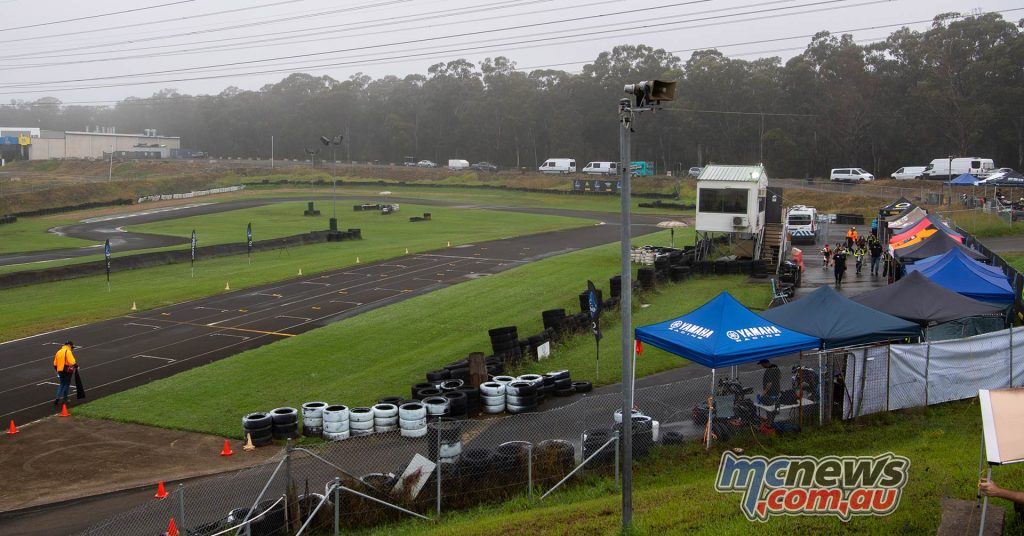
[489,326,520,359]
[422,396,450,420]
[349,407,375,436]
[250,498,287,536]
[479,381,506,397]
[459,448,493,478]
[505,381,536,396]
[534,439,576,482]
[301,401,327,437]
[610,275,622,300]
[456,385,480,417]
[425,369,449,382]
[378,396,403,406]
[613,408,644,424]
[637,267,656,291]
[398,402,427,420]
[442,391,468,418]
[495,441,532,472]
[322,405,350,422]
[582,428,615,466]
[242,412,274,447]
[613,415,654,458]
[439,379,464,392]
[269,407,299,440]
[661,431,685,445]
[373,403,399,432]
[491,375,516,385]
[360,473,396,493]
[411,382,435,399]
[573,380,593,393]
[541,308,567,336]
[428,418,464,463]
[415,387,443,400]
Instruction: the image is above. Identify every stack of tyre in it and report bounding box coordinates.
[348,407,374,437]
[322,405,350,441]
[241,412,274,446]
[372,403,399,433]
[269,407,298,440]
[488,326,520,361]
[422,395,450,422]
[427,418,463,463]
[504,379,538,414]
[479,379,507,414]
[581,428,616,466]
[301,401,327,437]
[398,402,428,437]
[541,308,567,339]
[612,409,657,458]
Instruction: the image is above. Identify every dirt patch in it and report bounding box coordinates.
[0,415,279,513]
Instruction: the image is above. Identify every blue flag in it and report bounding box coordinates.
[104,239,111,278]
[247,223,253,253]
[587,279,602,342]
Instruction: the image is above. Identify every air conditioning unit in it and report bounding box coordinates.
[732,216,748,227]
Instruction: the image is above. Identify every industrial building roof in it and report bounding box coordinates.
[696,164,767,182]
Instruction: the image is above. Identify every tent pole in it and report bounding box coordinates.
[886,344,891,412]
[798,351,803,428]
[818,353,825,426]
[1009,326,1014,388]
[706,368,715,450]
[924,341,931,407]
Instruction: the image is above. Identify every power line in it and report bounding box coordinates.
[0,0,197,33]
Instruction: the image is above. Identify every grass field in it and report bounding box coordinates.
[76,229,768,438]
[0,215,96,254]
[0,205,589,342]
[349,400,1024,536]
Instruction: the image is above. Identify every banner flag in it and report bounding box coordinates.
[246,223,253,254]
[587,279,602,342]
[190,230,197,263]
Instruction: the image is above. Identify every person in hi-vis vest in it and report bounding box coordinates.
[53,341,77,406]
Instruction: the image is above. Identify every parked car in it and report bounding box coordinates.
[581,161,619,175]
[829,168,874,182]
[471,161,498,172]
[688,166,703,178]
[538,158,576,174]
[447,159,470,170]
[891,166,925,180]
[417,160,437,168]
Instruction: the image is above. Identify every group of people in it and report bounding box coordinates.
[819,227,886,287]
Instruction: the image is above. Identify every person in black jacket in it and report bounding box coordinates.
[832,246,848,288]
[758,359,781,405]
[869,239,884,276]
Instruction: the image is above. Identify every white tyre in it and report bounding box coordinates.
[422,397,449,416]
[322,405,349,422]
[399,403,427,420]
[374,416,399,427]
[517,374,545,388]
[479,382,506,397]
[439,442,462,458]
[372,403,399,419]
[400,417,427,429]
[375,425,398,433]
[351,429,373,437]
[491,375,515,384]
[481,394,504,406]
[323,420,349,434]
[349,407,374,423]
[613,408,644,424]
[303,417,323,427]
[324,430,350,441]
[301,401,328,419]
[401,426,428,438]
[349,419,373,431]
[481,404,505,414]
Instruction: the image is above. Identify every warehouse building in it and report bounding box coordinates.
[0,127,180,160]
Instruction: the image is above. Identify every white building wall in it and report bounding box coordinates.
[695,179,764,233]
[61,132,181,159]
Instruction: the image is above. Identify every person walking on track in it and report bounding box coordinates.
[821,243,832,269]
[53,341,77,406]
[832,246,848,288]
[869,238,883,276]
[846,226,858,249]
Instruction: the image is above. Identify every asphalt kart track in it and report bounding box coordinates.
[0,200,668,428]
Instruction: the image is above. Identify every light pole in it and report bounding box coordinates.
[618,79,676,532]
[320,134,344,227]
[948,154,955,207]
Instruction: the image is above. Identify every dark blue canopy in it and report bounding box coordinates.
[634,292,820,368]
[906,247,1014,303]
[759,286,921,348]
[946,173,979,185]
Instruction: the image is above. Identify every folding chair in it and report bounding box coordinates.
[769,278,790,307]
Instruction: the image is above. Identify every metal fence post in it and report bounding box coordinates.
[527,443,534,500]
[886,345,891,412]
[333,477,340,535]
[614,434,620,487]
[435,428,442,519]
[1009,326,1014,388]
[178,483,186,533]
[924,342,931,407]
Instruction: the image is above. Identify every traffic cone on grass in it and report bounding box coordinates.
[6,420,18,435]
[225,282,230,291]
[131,301,137,312]
[59,404,70,417]
[166,517,180,536]
[220,439,234,457]
[298,268,302,276]
[154,480,168,499]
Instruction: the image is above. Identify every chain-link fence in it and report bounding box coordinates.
[77,357,834,536]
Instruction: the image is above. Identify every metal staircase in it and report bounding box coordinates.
[760,223,785,268]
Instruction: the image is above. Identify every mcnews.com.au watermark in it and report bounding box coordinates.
[715,452,910,521]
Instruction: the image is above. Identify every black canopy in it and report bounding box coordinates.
[849,271,1005,325]
[987,171,1024,186]
[880,197,915,217]
[894,229,988,262]
[759,286,921,348]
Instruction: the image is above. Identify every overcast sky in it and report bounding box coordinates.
[1,0,1020,105]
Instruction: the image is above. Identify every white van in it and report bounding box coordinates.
[786,205,818,244]
[921,157,996,180]
[581,161,619,175]
[448,159,470,170]
[830,168,874,182]
[891,166,925,180]
[539,158,576,174]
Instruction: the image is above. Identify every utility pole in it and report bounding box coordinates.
[271,135,274,170]
[108,144,114,181]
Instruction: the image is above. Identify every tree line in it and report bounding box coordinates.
[2,12,1022,179]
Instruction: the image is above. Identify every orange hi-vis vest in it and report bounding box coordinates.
[54,345,76,372]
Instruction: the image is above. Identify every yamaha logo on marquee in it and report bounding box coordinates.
[726,326,782,342]
[669,320,714,340]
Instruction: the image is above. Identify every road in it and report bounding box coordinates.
[0,207,668,428]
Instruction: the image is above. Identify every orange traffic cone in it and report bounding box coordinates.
[59,403,71,417]
[6,420,18,435]
[154,480,168,499]
[220,439,234,457]
[166,517,180,536]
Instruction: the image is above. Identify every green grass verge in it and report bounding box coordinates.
[77,228,766,438]
[350,401,1024,536]
[947,210,1024,238]
[0,205,587,342]
[0,215,96,254]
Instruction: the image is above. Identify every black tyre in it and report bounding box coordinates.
[553,378,573,390]
[505,381,537,397]
[269,407,298,425]
[378,396,403,406]
[243,412,272,430]
[661,431,685,445]
[554,387,575,397]
[505,394,537,406]
[488,326,518,338]
[425,369,449,382]
[573,381,593,393]
[271,422,298,440]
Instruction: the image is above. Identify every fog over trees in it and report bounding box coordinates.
[2,12,1022,177]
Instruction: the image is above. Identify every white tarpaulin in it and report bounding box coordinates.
[885,326,1023,413]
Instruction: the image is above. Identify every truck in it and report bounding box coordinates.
[630,161,654,176]
[920,157,995,180]
[448,159,470,170]
[786,205,819,245]
[539,158,576,174]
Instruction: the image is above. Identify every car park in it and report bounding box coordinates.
[829,168,874,182]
